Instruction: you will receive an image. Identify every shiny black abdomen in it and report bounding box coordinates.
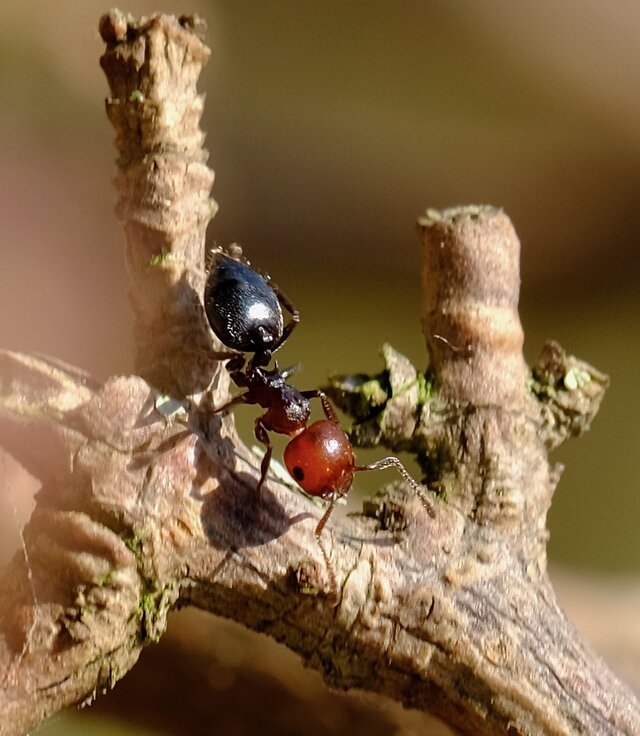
[204,254,284,353]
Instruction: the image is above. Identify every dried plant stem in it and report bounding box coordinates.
[0,11,637,736]
[100,9,218,397]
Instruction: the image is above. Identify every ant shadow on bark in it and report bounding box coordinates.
[192,413,314,551]
[198,467,315,551]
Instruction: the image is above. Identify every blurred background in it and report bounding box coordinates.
[0,1,638,734]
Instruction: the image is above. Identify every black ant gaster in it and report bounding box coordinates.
[203,246,435,562]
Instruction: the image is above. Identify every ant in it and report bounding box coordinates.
[203,246,435,585]
[203,246,331,494]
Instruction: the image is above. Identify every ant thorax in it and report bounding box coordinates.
[243,366,312,435]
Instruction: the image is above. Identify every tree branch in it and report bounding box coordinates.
[0,10,637,736]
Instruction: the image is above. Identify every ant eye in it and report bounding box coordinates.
[292,466,305,481]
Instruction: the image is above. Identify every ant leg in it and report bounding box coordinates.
[314,497,338,602]
[279,363,302,380]
[355,457,436,519]
[318,392,338,422]
[301,389,338,423]
[211,393,247,415]
[254,418,273,496]
[280,316,299,348]
[204,244,226,270]
[271,282,300,348]
[224,353,246,373]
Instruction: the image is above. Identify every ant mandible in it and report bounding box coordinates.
[204,246,435,550]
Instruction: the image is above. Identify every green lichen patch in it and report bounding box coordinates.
[122,531,174,644]
[148,253,173,267]
[530,340,609,449]
[562,366,591,391]
[326,372,389,421]
[325,344,430,451]
[128,89,145,103]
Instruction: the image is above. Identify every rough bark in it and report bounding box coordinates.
[0,10,638,736]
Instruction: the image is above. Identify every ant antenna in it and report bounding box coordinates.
[356,457,436,518]
[280,363,302,380]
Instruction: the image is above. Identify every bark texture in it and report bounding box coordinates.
[0,10,638,736]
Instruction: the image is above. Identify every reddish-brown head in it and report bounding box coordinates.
[283,420,355,499]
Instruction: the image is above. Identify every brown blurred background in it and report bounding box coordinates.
[1,2,638,734]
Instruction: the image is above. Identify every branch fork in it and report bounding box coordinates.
[0,11,636,736]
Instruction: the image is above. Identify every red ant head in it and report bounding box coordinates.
[284,420,355,499]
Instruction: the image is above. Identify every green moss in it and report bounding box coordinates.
[326,346,437,452]
[94,569,117,587]
[359,377,389,405]
[122,531,172,644]
[528,373,556,401]
[123,531,147,558]
[148,253,171,267]
[326,372,389,420]
[133,580,172,644]
[417,371,435,404]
